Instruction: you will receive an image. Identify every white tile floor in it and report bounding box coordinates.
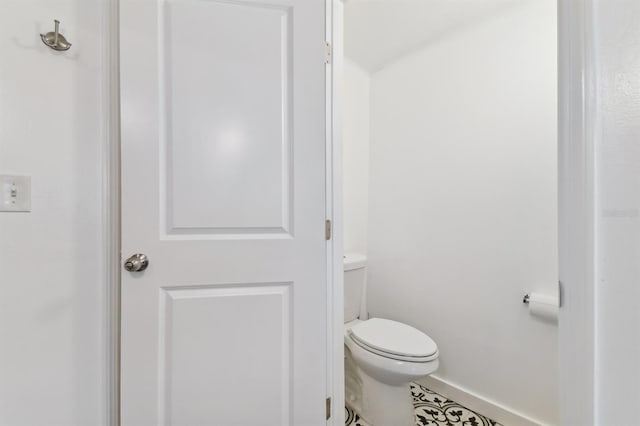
[345,383,502,426]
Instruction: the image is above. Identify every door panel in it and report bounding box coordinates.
[159,283,291,424]
[162,1,293,235]
[120,0,327,424]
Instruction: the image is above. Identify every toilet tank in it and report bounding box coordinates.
[344,253,367,323]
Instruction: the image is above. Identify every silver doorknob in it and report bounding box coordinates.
[124,253,149,272]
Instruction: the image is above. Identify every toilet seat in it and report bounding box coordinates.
[348,318,438,362]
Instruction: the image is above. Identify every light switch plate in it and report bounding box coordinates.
[0,175,31,212]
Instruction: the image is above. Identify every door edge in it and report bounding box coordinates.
[104,0,121,424]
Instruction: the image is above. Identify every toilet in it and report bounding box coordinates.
[344,253,439,426]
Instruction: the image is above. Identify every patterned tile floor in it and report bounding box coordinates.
[345,383,502,426]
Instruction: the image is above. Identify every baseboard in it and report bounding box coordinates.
[416,375,549,426]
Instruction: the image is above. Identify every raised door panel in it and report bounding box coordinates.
[159,283,292,425]
[161,0,293,237]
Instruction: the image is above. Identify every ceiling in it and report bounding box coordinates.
[343,0,520,72]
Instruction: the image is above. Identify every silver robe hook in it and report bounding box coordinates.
[41,19,72,51]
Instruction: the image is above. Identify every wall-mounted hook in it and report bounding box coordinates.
[40,20,71,51]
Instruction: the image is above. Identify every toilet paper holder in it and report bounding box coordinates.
[522,292,560,323]
[524,282,563,307]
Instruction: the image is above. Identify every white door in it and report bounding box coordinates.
[119,0,328,424]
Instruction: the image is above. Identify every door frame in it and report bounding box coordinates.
[103,0,597,425]
[557,0,596,424]
[327,0,345,424]
[103,0,343,425]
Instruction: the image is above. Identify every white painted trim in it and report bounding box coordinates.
[327,0,345,424]
[417,376,546,426]
[557,1,596,425]
[104,0,121,425]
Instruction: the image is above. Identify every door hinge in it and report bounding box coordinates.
[324,42,332,64]
[325,219,332,240]
[558,280,563,308]
[326,397,331,420]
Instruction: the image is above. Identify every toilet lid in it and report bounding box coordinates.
[349,318,438,360]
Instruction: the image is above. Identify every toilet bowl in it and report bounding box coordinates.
[344,318,439,425]
[343,253,440,424]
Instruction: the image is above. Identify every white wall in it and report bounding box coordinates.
[594,1,640,423]
[343,58,370,254]
[0,2,106,425]
[365,1,558,424]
